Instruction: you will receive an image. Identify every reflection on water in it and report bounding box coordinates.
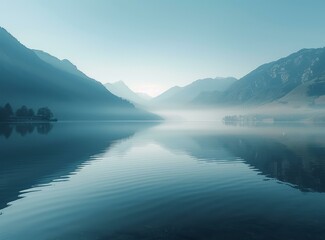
[0,122,155,210]
[221,135,325,192]
[1,122,325,240]
[0,122,53,138]
[150,124,325,192]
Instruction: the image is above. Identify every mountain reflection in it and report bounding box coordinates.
[220,135,325,192]
[0,122,156,210]
[151,124,325,193]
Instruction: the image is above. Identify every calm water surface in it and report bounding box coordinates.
[1,122,325,240]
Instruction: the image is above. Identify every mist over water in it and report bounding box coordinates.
[1,121,325,240]
[150,105,325,123]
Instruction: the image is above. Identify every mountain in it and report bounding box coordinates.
[152,77,236,107]
[104,81,149,106]
[0,27,160,120]
[136,92,152,101]
[191,90,223,105]
[33,49,89,79]
[151,86,182,105]
[204,48,325,106]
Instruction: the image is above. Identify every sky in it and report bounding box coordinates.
[1,0,325,96]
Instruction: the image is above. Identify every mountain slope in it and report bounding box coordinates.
[136,92,152,101]
[151,86,182,105]
[104,81,149,106]
[33,49,89,79]
[151,77,236,107]
[219,48,325,105]
[0,27,159,120]
[191,90,223,105]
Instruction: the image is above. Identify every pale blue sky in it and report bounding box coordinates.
[1,0,325,96]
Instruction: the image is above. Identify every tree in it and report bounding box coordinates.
[37,107,53,120]
[0,106,4,122]
[4,103,13,117]
[27,108,35,117]
[0,103,14,121]
[16,105,29,117]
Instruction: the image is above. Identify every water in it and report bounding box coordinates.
[1,121,325,240]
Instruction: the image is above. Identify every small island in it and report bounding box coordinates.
[0,103,57,123]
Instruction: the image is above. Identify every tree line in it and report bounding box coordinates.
[0,103,55,122]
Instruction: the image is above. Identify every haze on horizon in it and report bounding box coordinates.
[1,0,325,96]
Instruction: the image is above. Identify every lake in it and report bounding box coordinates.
[1,121,325,240]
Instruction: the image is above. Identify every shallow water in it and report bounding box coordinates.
[1,121,325,240]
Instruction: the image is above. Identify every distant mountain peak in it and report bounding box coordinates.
[170,85,181,90]
[137,92,153,100]
[104,81,149,106]
[115,80,125,84]
[151,77,236,107]
[61,59,76,66]
[192,77,237,85]
[214,76,237,80]
[113,80,129,87]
